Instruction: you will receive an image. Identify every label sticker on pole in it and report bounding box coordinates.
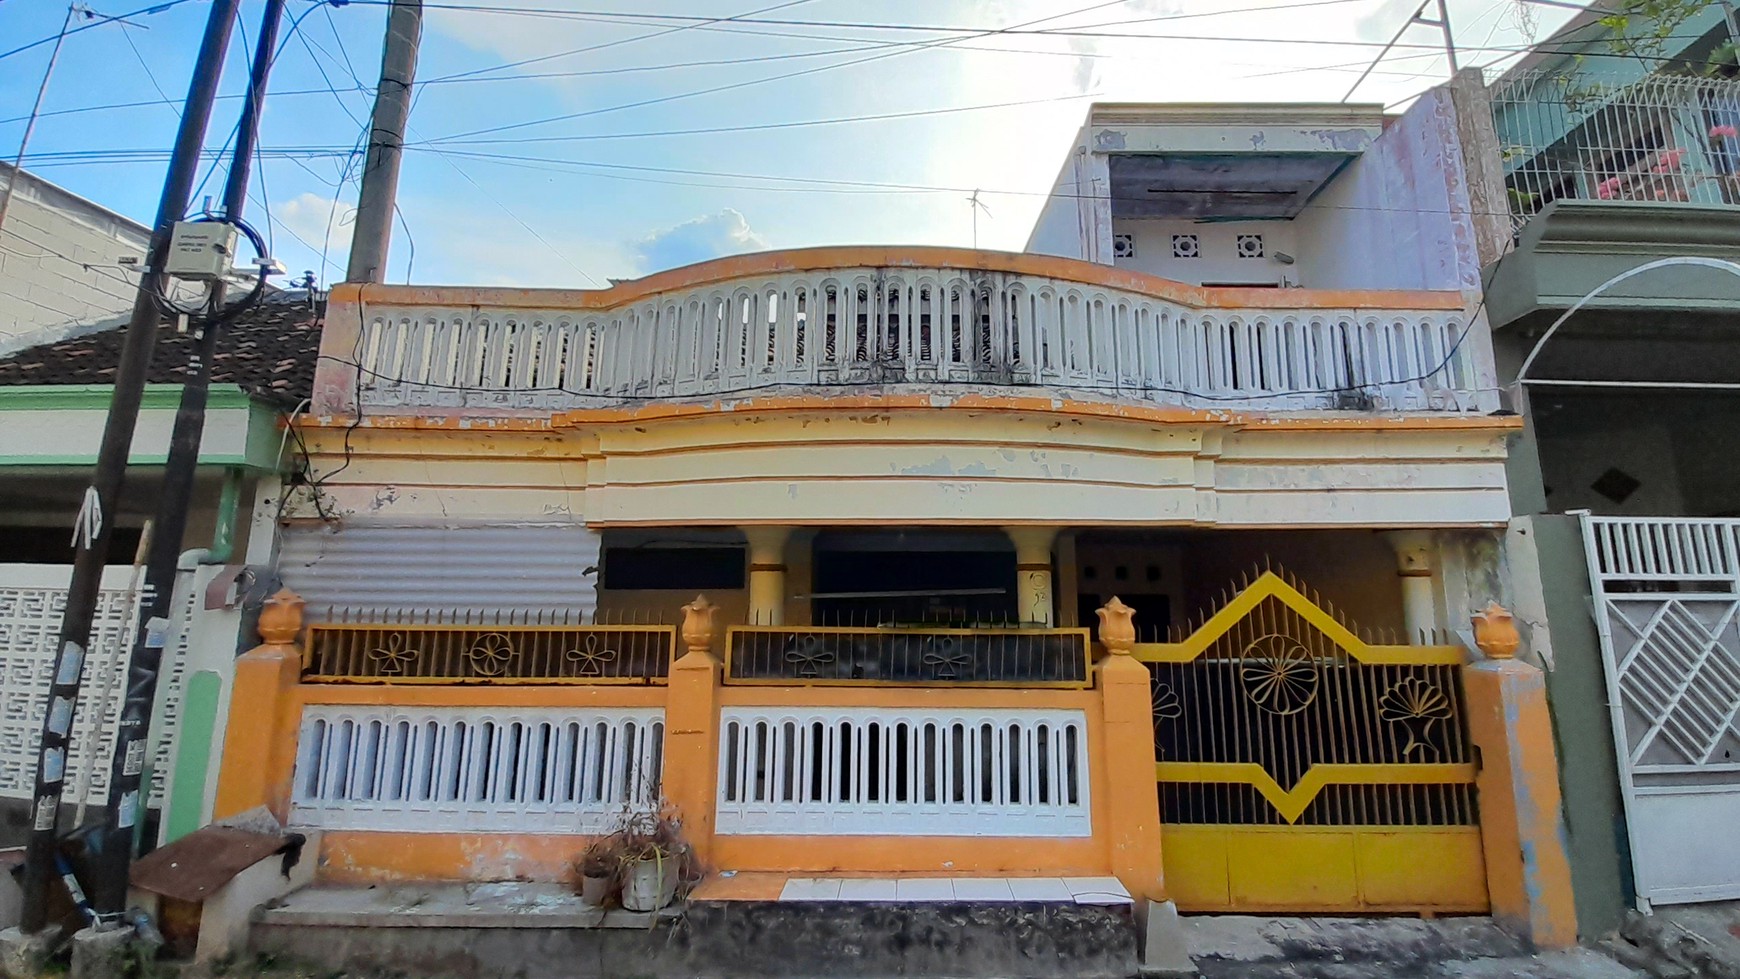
[54,641,85,684]
[123,739,146,777]
[117,790,140,829]
[47,696,74,738]
[43,747,65,784]
[33,795,59,831]
[146,615,169,649]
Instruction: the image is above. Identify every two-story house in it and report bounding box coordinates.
[208,77,1574,964]
[1483,4,1740,935]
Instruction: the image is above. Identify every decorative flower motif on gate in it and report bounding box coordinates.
[564,633,619,677]
[784,637,836,678]
[1239,634,1320,715]
[367,632,420,675]
[1378,677,1453,757]
[466,632,518,677]
[922,637,972,680]
[1151,679,1182,727]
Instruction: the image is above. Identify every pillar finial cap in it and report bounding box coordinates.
[258,588,305,646]
[1096,596,1136,655]
[1472,602,1521,660]
[681,594,718,652]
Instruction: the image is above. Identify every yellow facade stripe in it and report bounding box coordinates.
[1155,761,1478,824]
[1128,572,1466,666]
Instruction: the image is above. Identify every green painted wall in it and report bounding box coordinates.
[164,670,222,843]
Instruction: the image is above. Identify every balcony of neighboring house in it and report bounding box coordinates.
[1482,68,1740,329]
[314,246,1498,420]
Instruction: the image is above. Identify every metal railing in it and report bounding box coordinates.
[1492,69,1740,224]
[725,625,1092,687]
[302,610,675,684]
[347,265,1489,413]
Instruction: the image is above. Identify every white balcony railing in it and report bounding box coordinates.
[1492,70,1740,224]
[340,259,1491,414]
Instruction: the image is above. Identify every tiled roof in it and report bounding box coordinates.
[0,294,322,407]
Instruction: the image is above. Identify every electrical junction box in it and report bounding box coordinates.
[164,221,238,281]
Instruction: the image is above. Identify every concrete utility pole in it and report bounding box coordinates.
[20,0,244,934]
[347,0,423,284]
[85,0,286,916]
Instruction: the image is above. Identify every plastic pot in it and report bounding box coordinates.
[620,855,678,911]
[580,872,614,907]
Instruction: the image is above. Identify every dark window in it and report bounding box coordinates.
[601,547,744,590]
[812,549,1015,625]
[0,526,144,564]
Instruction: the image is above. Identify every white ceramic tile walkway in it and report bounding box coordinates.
[776,876,1130,904]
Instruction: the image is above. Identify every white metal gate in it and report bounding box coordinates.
[1581,515,1740,907]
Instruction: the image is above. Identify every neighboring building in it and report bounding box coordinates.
[0,294,320,846]
[208,77,1573,951]
[0,164,150,350]
[1481,4,1740,935]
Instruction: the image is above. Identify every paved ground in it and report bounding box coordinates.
[1184,916,1643,979]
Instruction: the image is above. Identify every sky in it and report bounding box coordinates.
[0,0,1584,289]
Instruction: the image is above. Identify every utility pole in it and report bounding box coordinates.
[86,0,286,915]
[347,0,423,284]
[19,0,244,935]
[1342,0,1457,102]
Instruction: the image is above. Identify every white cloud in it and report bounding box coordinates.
[274,192,356,276]
[633,208,768,273]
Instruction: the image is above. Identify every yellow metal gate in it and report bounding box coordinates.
[1134,570,1489,913]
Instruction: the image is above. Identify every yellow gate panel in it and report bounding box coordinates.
[1354,828,1489,910]
[1135,568,1491,914]
[1162,825,1488,913]
[1159,826,1233,909]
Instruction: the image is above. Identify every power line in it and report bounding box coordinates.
[0,0,200,63]
[427,0,824,85]
[318,0,1698,57]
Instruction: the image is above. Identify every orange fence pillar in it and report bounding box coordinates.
[212,588,306,823]
[665,595,723,867]
[1096,597,1166,902]
[1465,603,1578,948]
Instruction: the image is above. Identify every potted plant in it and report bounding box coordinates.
[574,834,621,908]
[615,808,693,912]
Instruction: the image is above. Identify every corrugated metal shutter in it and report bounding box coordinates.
[277,524,599,617]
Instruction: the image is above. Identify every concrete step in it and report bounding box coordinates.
[250,881,1140,979]
[1183,915,1643,979]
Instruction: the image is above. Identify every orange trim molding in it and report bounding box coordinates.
[293,393,1522,434]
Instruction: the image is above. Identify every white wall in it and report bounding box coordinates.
[1024,134,1109,263]
[1296,88,1483,293]
[0,167,148,350]
[1110,218,1299,286]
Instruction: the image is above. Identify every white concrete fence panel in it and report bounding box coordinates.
[714,707,1092,837]
[289,706,665,833]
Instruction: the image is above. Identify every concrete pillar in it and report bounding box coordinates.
[664,596,722,866]
[743,526,793,626]
[1094,597,1166,902]
[1006,526,1060,626]
[1385,530,1438,643]
[1466,603,1578,948]
[213,588,306,823]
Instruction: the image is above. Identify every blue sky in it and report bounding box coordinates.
[0,0,1578,288]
